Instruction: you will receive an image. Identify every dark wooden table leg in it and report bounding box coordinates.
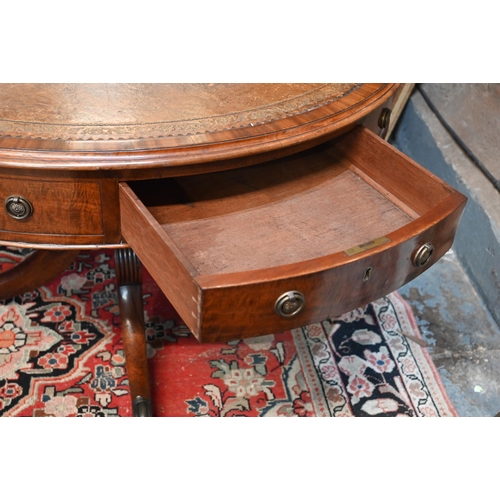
[0,249,80,301]
[115,248,152,417]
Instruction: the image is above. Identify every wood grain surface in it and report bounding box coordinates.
[119,182,201,335]
[0,83,468,415]
[133,146,413,275]
[0,177,103,240]
[114,248,152,417]
[0,84,398,248]
[120,126,467,342]
[0,84,357,140]
[0,84,398,171]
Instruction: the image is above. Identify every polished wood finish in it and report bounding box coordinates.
[0,176,103,243]
[115,248,151,417]
[0,84,397,172]
[0,249,79,300]
[0,84,466,416]
[333,125,454,216]
[0,84,398,248]
[0,170,122,246]
[131,151,412,274]
[120,126,467,342]
[0,84,358,142]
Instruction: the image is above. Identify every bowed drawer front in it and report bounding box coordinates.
[0,178,104,244]
[119,126,466,343]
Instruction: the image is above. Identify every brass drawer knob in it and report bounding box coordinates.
[378,108,392,140]
[4,196,34,220]
[275,290,305,318]
[412,242,434,268]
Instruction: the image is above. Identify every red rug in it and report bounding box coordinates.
[0,247,457,417]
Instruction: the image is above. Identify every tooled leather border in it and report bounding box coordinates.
[0,84,361,141]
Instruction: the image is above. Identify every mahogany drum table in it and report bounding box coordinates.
[0,84,466,416]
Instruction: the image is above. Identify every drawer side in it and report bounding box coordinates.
[333,126,456,216]
[119,182,202,336]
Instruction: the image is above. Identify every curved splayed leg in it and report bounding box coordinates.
[0,249,79,301]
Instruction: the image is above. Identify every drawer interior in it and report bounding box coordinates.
[127,140,419,276]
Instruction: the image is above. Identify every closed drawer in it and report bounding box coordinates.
[0,178,104,243]
[119,126,466,343]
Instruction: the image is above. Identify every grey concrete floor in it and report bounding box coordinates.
[393,85,500,329]
[391,84,500,417]
[399,250,500,417]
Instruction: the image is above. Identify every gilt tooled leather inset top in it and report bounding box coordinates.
[0,84,397,170]
[0,83,359,141]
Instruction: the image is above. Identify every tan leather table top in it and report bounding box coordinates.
[0,84,396,168]
[0,83,357,141]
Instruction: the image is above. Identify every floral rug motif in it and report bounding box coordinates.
[0,246,457,417]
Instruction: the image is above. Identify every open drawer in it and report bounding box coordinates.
[119,126,466,343]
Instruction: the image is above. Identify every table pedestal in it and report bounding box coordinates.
[114,248,152,417]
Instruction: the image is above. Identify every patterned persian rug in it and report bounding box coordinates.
[0,246,457,417]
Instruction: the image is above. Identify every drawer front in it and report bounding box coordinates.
[0,177,104,243]
[196,201,464,341]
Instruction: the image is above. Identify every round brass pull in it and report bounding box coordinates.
[412,242,434,268]
[4,196,34,220]
[275,290,305,318]
[378,108,392,140]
